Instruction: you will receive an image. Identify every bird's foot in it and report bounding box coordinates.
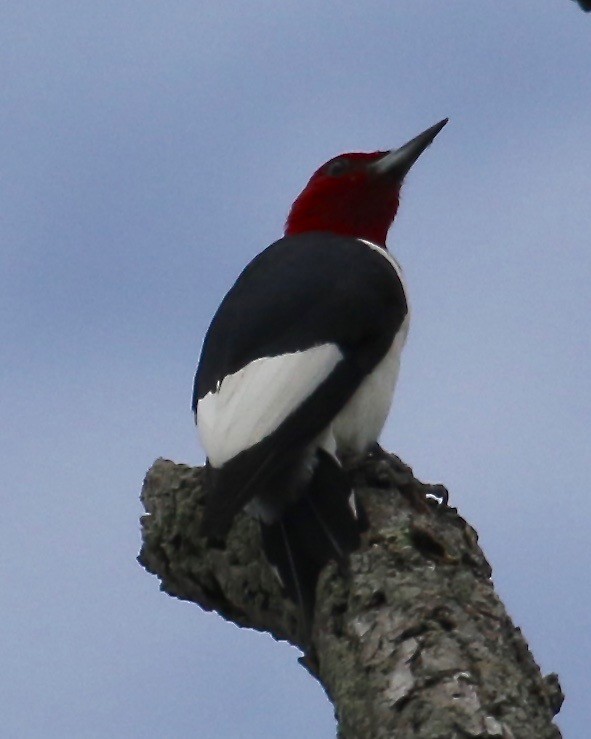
[354,444,413,486]
[423,483,449,507]
[355,445,450,513]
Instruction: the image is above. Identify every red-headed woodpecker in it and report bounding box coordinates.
[193,119,448,636]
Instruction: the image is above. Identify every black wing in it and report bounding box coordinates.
[193,232,407,535]
[193,232,407,406]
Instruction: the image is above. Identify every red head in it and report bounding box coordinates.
[285,118,448,248]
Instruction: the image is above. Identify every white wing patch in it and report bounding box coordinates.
[197,343,343,467]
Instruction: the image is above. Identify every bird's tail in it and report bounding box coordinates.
[259,449,364,643]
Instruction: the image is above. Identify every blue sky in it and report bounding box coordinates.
[1,2,589,736]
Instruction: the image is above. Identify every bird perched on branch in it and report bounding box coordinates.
[193,119,448,639]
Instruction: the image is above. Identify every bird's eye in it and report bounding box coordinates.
[325,159,350,177]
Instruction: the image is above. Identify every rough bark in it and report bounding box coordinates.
[138,452,563,739]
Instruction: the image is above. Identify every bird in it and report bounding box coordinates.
[192,118,448,639]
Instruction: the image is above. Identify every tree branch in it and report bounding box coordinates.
[138,453,563,738]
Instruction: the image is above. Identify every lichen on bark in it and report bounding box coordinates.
[138,452,563,738]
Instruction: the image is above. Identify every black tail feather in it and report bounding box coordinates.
[260,450,364,642]
[260,519,318,642]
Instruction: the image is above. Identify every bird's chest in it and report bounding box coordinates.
[331,313,409,455]
[326,240,410,456]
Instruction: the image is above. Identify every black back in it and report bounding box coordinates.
[193,231,407,408]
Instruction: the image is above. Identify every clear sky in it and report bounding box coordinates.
[2,2,589,737]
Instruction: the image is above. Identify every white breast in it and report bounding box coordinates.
[321,239,410,457]
[330,313,409,455]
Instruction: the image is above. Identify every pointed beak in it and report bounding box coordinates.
[372,118,448,182]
